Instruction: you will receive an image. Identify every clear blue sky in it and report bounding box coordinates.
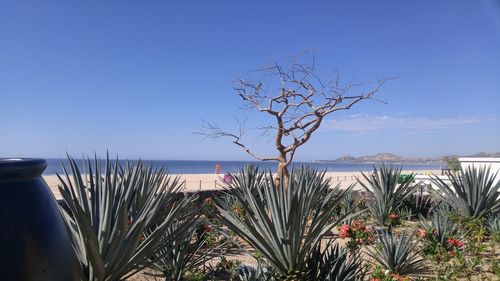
[1,0,499,161]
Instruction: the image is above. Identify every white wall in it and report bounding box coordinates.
[412,157,500,192]
[459,157,500,183]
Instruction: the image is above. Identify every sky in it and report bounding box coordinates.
[1,0,499,161]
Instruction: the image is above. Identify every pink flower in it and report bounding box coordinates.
[203,223,213,233]
[339,224,350,231]
[338,224,350,239]
[388,213,398,219]
[223,174,233,183]
[417,228,426,238]
[203,197,213,205]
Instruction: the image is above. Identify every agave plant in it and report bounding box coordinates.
[147,219,222,281]
[237,261,271,281]
[367,230,426,276]
[420,206,458,248]
[357,165,418,225]
[400,194,435,219]
[308,242,365,281]
[58,155,198,281]
[431,166,500,220]
[487,215,500,233]
[339,190,356,214]
[215,165,357,280]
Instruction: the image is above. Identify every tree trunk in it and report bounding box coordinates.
[275,160,290,187]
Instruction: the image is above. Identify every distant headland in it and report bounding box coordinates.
[316,152,500,164]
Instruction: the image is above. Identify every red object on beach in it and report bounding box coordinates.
[215,163,221,174]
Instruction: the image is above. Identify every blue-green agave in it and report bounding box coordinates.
[357,165,418,225]
[215,165,360,280]
[431,166,500,220]
[58,155,198,281]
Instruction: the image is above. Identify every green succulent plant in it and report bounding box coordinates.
[58,155,198,281]
[237,261,271,281]
[357,164,418,226]
[308,242,365,281]
[367,230,426,276]
[420,206,458,249]
[487,215,500,233]
[215,165,359,280]
[431,166,500,220]
[147,219,222,281]
[400,194,435,219]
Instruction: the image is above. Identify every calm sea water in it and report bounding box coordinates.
[43,159,443,175]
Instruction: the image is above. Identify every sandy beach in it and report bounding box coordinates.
[44,169,440,200]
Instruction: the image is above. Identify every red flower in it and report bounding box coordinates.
[448,250,455,257]
[338,224,350,239]
[203,223,213,233]
[389,274,405,281]
[447,238,463,248]
[388,213,398,219]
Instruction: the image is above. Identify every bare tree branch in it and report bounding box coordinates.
[196,120,278,162]
[196,51,393,181]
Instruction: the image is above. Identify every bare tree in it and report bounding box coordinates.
[200,53,392,183]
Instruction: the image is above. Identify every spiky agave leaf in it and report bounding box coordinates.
[357,164,418,225]
[367,230,426,276]
[420,206,458,248]
[215,165,358,279]
[238,260,271,281]
[431,166,500,220]
[147,218,223,281]
[308,242,365,281]
[400,194,435,219]
[487,215,500,233]
[58,154,198,281]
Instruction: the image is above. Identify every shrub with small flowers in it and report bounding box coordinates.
[417,226,464,261]
[338,220,375,250]
[387,213,400,227]
[202,197,216,219]
[370,266,410,281]
[196,221,219,246]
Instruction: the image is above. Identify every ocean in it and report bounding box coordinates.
[43,159,443,175]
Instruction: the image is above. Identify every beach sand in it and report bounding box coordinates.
[43,169,440,200]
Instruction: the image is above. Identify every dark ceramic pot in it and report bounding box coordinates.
[0,158,78,280]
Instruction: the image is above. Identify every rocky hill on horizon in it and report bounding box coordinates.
[316,152,500,164]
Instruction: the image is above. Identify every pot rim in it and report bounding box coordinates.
[0,158,47,180]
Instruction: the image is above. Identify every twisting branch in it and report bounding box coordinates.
[197,120,278,162]
[197,51,393,181]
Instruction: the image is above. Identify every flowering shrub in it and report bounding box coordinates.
[417,226,464,260]
[387,213,400,227]
[202,197,217,219]
[338,220,375,250]
[371,266,409,281]
[196,221,219,246]
[417,228,426,238]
